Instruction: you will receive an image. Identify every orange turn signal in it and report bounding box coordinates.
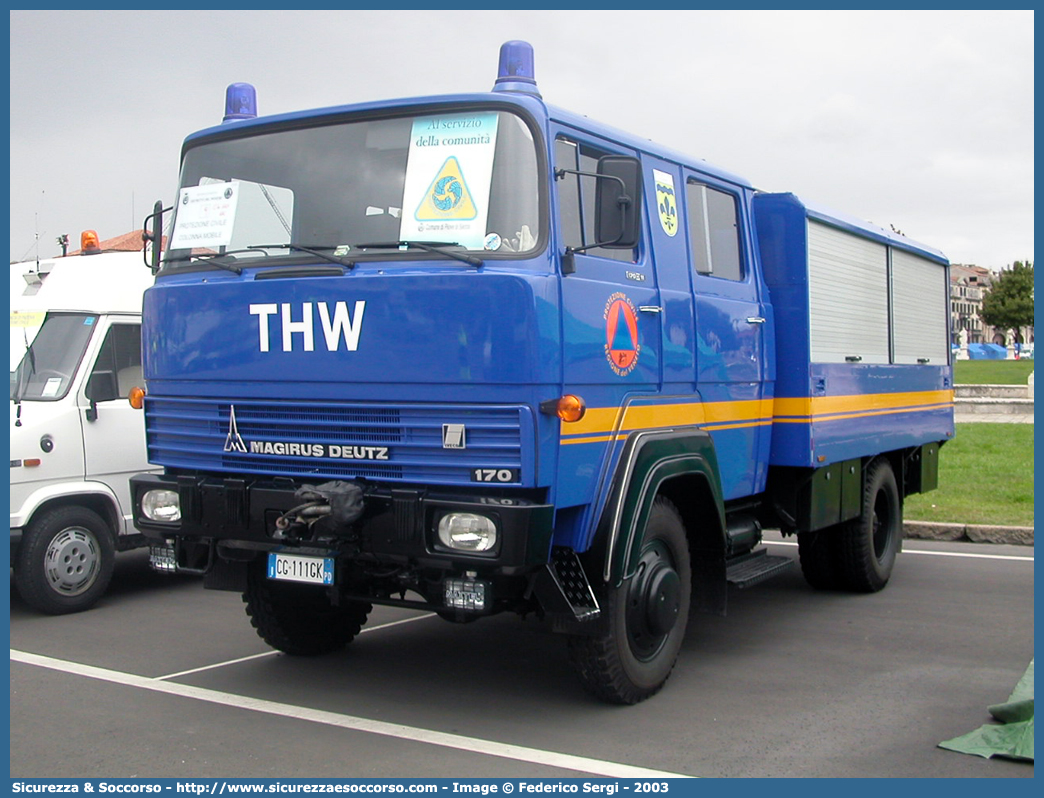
[128,386,146,409]
[555,394,586,423]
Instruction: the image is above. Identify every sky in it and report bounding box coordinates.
[8,9,1035,271]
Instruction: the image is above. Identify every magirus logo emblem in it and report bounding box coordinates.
[224,405,248,453]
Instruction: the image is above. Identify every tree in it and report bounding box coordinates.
[980,260,1034,335]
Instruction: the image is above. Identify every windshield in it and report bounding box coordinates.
[164,108,542,271]
[11,313,97,402]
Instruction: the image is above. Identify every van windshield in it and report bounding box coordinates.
[10,313,98,402]
[163,108,542,272]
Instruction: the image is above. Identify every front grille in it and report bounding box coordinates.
[144,397,530,486]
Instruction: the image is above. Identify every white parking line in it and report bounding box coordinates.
[156,614,437,681]
[765,539,1033,562]
[10,648,693,779]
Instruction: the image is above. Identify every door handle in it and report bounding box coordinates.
[639,306,663,314]
[746,316,766,324]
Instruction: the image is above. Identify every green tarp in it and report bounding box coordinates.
[939,660,1034,762]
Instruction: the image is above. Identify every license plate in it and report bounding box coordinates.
[267,552,335,585]
[148,545,177,573]
[444,578,489,611]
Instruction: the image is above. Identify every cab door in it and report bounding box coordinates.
[79,317,153,537]
[554,131,662,513]
[684,175,769,499]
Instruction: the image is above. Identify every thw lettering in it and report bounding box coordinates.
[249,301,366,352]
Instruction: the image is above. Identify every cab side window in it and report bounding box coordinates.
[555,137,636,263]
[90,324,143,400]
[687,181,743,281]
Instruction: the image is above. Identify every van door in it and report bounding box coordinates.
[684,175,769,499]
[78,317,151,539]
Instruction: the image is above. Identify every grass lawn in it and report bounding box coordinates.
[954,359,1035,385]
[904,423,1034,527]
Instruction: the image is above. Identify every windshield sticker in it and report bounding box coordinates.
[42,378,62,398]
[654,169,678,237]
[399,112,499,250]
[170,182,242,249]
[484,233,502,251]
[10,311,45,328]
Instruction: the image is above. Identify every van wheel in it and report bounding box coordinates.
[15,506,115,615]
[837,458,902,592]
[568,497,691,704]
[243,563,371,655]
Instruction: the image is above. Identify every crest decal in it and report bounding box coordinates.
[653,169,678,237]
[604,293,641,376]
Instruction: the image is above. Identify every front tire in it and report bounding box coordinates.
[837,458,902,592]
[15,506,115,615]
[568,497,691,704]
[243,563,371,655]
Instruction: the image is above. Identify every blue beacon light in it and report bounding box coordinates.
[223,82,257,123]
[493,40,541,97]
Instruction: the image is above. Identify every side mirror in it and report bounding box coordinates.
[594,155,642,249]
[142,200,170,274]
[85,372,119,421]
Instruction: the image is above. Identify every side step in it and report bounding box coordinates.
[549,547,600,620]
[726,548,795,589]
[531,547,601,624]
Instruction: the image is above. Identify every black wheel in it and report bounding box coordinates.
[568,497,691,704]
[837,458,902,592]
[243,562,371,655]
[797,528,842,590]
[15,506,115,615]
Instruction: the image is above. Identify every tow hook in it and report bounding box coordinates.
[275,480,366,536]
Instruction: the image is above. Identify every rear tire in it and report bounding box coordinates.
[837,458,902,592]
[797,528,842,590]
[568,497,691,704]
[15,506,115,615]
[243,563,371,655]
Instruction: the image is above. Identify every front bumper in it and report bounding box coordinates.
[131,473,554,576]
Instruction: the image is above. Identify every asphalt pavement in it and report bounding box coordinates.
[9,532,1035,779]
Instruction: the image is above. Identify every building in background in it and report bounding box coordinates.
[950,263,1034,358]
[950,264,993,345]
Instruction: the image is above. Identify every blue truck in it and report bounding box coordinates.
[131,41,953,704]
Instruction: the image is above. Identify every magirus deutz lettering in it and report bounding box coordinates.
[225,407,389,460]
[247,441,389,460]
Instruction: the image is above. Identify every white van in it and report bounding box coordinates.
[10,243,158,613]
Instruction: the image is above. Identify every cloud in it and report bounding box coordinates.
[9,9,1034,269]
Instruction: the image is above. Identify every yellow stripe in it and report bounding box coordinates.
[560,390,953,445]
[774,390,955,420]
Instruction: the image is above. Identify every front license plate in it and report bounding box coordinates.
[444,578,489,611]
[267,552,334,585]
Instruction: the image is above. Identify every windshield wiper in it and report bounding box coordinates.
[160,250,251,274]
[250,244,355,269]
[354,240,483,267]
[161,244,355,274]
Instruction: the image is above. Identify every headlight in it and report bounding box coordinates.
[437,512,498,553]
[141,489,181,522]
